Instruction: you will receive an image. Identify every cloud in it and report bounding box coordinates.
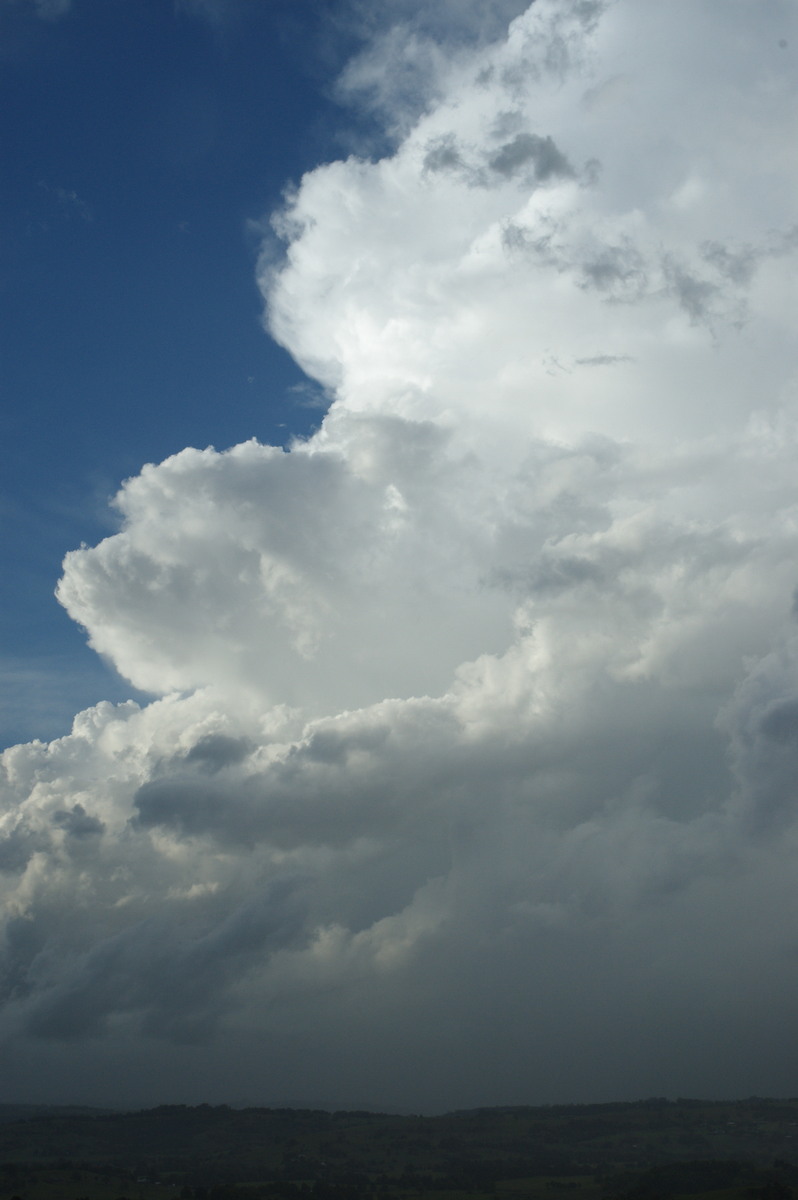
[488,132,574,180]
[2,0,72,19]
[3,0,798,1110]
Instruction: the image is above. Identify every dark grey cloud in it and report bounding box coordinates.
[0,825,43,873]
[24,880,305,1043]
[575,354,634,366]
[303,723,391,765]
[701,240,759,286]
[489,132,574,180]
[133,716,443,853]
[423,126,575,186]
[663,259,720,325]
[185,733,252,773]
[0,916,45,1005]
[580,242,648,298]
[503,553,606,594]
[133,776,254,844]
[423,134,463,172]
[52,804,104,838]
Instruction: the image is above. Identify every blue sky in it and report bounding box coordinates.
[2,0,798,1113]
[2,0,350,745]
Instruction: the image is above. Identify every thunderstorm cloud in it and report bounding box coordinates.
[2,0,798,1110]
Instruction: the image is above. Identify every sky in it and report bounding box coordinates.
[1,0,798,1114]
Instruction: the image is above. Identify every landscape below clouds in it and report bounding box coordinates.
[2,0,798,1111]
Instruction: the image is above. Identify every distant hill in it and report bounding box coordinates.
[1,1096,798,1184]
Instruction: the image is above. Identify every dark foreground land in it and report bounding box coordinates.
[1,1098,798,1200]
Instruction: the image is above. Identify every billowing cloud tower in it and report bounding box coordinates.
[3,0,798,1109]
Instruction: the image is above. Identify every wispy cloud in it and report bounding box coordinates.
[7,0,72,20]
[41,183,93,222]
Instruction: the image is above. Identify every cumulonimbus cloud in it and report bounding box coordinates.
[2,0,798,1110]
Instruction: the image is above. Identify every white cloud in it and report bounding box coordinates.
[3,0,798,1109]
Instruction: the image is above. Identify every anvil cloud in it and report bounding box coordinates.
[3,0,798,1110]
